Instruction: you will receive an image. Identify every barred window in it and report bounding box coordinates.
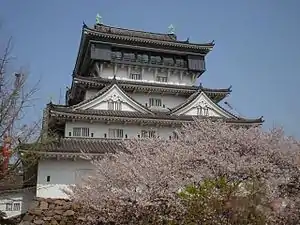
[130,73,142,80]
[108,129,124,138]
[108,100,121,110]
[141,130,156,138]
[6,203,12,211]
[13,202,21,211]
[197,106,209,116]
[149,98,162,107]
[156,76,168,82]
[72,127,90,137]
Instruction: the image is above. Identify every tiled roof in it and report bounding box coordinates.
[74,76,231,94]
[48,104,264,125]
[94,24,177,42]
[84,23,214,51]
[22,138,127,154]
[70,77,154,114]
[70,76,231,105]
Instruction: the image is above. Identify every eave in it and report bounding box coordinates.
[71,76,231,102]
[20,138,128,159]
[47,105,264,127]
[86,24,214,53]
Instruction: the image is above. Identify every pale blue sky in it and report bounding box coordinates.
[1,0,299,137]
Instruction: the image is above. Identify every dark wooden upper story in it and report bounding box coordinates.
[74,23,214,77]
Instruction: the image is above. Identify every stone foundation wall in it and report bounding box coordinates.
[19,198,95,225]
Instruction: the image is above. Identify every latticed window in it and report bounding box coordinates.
[141,130,156,138]
[156,76,168,82]
[13,202,21,211]
[108,100,122,110]
[149,98,162,107]
[72,127,90,137]
[6,203,12,211]
[130,73,142,80]
[197,106,209,116]
[108,129,124,138]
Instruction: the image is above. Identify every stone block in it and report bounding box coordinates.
[40,201,49,210]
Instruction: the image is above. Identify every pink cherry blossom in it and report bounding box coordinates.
[68,118,300,224]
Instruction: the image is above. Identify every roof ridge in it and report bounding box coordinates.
[84,25,214,47]
[94,24,177,40]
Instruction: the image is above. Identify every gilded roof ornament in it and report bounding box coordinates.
[96,13,103,24]
[167,24,175,34]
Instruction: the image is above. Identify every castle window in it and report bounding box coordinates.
[149,98,162,107]
[130,73,142,80]
[13,202,21,211]
[108,100,121,110]
[156,76,168,82]
[6,203,12,211]
[141,130,156,138]
[108,129,124,138]
[73,127,90,137]
[46,176,51,182]
[197,106,209,116]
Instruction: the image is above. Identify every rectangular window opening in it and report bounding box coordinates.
[156,76,168,82]
[141,130,156,138]
[6,203,12,211]
[108,100,122,111]
[13,202,21,211]
[72,127,90,137]
[130,73,142,80]
[108,129,124,138]
[149,98,162,107]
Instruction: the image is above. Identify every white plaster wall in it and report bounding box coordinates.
[36,159,94,199]
[84,89,187,110]
[184,107,221,117]
[0,190,35,218]
[127,92,186,109]
[80,97,136,112]
[65,121,175,139]
[100,67,194,85]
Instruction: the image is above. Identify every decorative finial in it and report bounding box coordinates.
[96,13,102,25]
[167,24,175,34]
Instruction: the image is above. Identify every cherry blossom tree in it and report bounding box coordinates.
[68,118,300,224]
[0,32,40,222]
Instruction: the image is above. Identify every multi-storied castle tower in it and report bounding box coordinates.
[36,19,263,198]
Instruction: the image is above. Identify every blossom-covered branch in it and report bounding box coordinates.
[69,118,300,224]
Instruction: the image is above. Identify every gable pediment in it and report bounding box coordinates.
[171,92,236,119]
[73,84,152,114]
